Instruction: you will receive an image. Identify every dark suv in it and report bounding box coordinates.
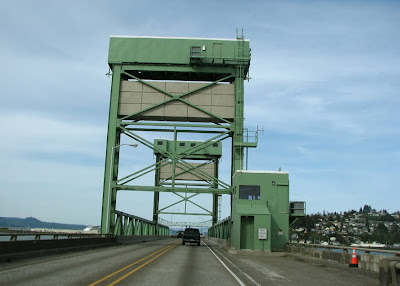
[176,231,184,238]
[182,228,200,246]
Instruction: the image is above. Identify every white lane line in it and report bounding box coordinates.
[239,259,285,280]
[203,241,245,286]
[212,247,262,286]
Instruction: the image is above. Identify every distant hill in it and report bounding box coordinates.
[0,217,87,230]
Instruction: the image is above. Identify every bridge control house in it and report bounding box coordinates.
[232,171,290,251]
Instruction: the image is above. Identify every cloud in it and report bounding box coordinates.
[1,0,399,225]
[0,111,107,224]
[0,111,106,158]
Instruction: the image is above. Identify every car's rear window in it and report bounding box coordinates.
[184,228,199,234]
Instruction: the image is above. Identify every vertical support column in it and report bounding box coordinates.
[171,127,177,187]
[232,65,244,174]
[153,154,161,234]
[212,157,219,225]
[101,65,122,235]
[231,64,245,216]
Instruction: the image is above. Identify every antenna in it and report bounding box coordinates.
[258,125,264,136]
[236,28,245,40]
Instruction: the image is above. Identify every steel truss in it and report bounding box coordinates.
[101,37,253,236]
[158,218,212,228]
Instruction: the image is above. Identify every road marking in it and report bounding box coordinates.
[203,241,246,286]
[108,243,177,286]
[239,259,285,280]
[89,243,176,286]
[212,247,262,286]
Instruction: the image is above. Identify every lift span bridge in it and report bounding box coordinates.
[100,35,305,251]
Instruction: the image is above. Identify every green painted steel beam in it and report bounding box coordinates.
[123,127,228,134]
[159,191,212,215]
[119,121,231,129]
[121,64,236,74]
[101,65,123,235]
[160,183,212,187]
[160,212,212,216]
[117,185,231,194]
[158,193,199,213]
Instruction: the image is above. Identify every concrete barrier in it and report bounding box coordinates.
[379,258,400,286]
[0,237,117,263]
[360,253,387,272]
[0,235,170,263]
[286,244,352,265]
[286,244,381,280]
[286,243,400,282]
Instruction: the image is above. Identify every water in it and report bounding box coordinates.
[0,234,74,242]
[318,247,400,257]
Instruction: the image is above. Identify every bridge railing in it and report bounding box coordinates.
[113,211,169,236]
[287,242,400,257]
[287,242,400,274]
[0,231,101,241]
[208,217,231,239]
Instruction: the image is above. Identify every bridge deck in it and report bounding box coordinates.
[0,238,378,285]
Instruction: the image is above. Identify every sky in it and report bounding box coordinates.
[0,0,399,226]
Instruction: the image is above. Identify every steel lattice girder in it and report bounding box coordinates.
[101,36,251,235]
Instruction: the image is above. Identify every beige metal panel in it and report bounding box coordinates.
[160,162,215,181]
[119,103,142,115]
[212,83,234,95]
[118,80,235,122]
[120,81,143,92]
[188,83,213,94]
[212,94,235,107]
[142,92,166,104]
[186,93,212,105]
[143,81,166,92]
[166,82,189,93]
[212,106,234,119]
[187,106,211,120]
[165,102,188,119]
[160,163,172,172]
[141,104,165,117]
[120,92,142,104]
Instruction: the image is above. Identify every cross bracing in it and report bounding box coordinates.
[101,36,254,235]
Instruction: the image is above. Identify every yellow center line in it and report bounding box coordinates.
[89,242,177,286]
[108,243,178,286]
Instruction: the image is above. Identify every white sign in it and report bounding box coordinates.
[258,228,267,240]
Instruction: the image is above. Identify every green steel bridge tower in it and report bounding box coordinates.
[100,36,252,235]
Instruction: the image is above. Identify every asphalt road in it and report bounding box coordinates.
[0,238,378,286]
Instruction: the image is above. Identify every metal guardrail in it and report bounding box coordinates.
[114,211,169,236]
[0,232,102,241]
[287,242,400,257]
[208,217,231,239]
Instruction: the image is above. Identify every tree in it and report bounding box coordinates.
[389,223,400,245]
[362,204,372,214]
[359,232,371,243]
[380,213,395,222]
[365,219,370,229]
[372,223,389,243]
